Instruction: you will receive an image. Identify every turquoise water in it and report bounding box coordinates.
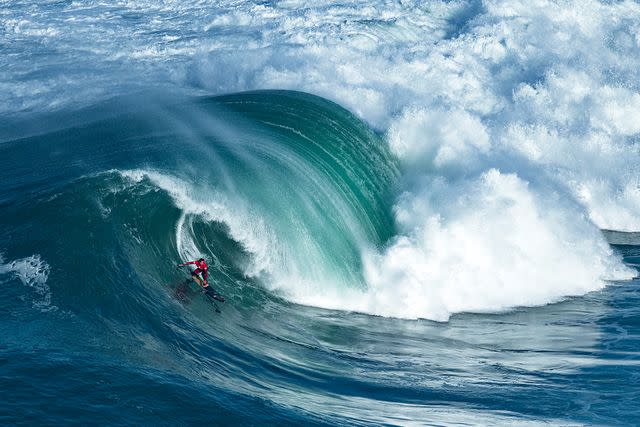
[3,0,640,425]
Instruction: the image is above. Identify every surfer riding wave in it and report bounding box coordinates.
[178,258,225,302]
[178,258,209,287]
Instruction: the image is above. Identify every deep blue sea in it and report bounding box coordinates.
[2,1,640,425]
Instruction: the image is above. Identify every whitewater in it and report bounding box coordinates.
[2,0,640,425]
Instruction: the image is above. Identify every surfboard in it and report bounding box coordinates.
[204,286,225,303]
[191,275,225,302]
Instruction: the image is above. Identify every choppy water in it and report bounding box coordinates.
[2,1,640,425]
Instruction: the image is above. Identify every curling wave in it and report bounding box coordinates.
[5,89,625,321]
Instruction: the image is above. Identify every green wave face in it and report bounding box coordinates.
[0,90,399,310]
[169,91,399,300]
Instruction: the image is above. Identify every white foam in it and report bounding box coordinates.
[118,169,282,280]
[362,170,633,320]
[0,253,54,310]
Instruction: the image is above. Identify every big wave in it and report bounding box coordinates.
[3,1,640,320]
[9,90,626,321]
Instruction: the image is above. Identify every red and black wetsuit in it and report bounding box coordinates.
[179,258,224,302]
[183,259,208,284]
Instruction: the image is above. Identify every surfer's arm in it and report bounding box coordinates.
[177,261,196,267]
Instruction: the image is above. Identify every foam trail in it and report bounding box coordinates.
[176,214,200,265]
[118,169,281,281]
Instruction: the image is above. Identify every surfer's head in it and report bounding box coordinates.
[199,258,205,262]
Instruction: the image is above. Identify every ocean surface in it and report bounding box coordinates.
[2,1,640,425]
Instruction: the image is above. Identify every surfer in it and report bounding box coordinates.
[177,258,210,288]
[177,258,225,303]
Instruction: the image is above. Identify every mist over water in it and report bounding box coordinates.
[2,1,640,425]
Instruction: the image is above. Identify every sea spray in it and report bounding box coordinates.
[0,254,54,310]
